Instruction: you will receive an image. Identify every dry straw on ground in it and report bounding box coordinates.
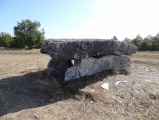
[0,49,159,120]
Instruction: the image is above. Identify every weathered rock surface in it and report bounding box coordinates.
[65,55,130,81]
[47,59,73,83]
[41,39,137,61]
[41,39,137,82]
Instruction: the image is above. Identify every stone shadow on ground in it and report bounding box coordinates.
[0,69,125,116]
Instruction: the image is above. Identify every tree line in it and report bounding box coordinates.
[124,34,159,51]
[0,19,45,49]
[1,19,159,51]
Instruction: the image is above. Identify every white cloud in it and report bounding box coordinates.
[66,0,159,40]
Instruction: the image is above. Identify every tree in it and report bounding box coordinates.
[152,36,159,51]
[139,39,153,51]
[34,28,45,48]
[124,38,132,44]
[122,33,159,51]
[0,32,13,47]
[14,19,45,49]
[136,34,142,41]
[131,34,142,46]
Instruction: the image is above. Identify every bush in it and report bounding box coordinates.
[0,32,13,47]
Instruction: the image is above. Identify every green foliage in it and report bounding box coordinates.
[13,19,45,49]
[124,34,159,51]
[0,32,13,47]
[124,38,132,44]
[0,19,45,49]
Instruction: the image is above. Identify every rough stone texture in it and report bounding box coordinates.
[41,39,137,82]
[65,55,130,81]
[41,39,137,61]
[47,59,73,83]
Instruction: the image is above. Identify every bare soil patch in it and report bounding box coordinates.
[0,50,159,120]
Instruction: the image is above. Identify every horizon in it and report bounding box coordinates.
[1,0,159,40]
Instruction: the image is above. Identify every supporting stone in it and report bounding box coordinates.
[65,55,130,81]
[47,59,73,83]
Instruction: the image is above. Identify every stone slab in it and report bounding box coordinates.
[41,39,137,61]
[65,55,130,81]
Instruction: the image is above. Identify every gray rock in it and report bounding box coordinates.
[65,55,130,81]
[112,36,118,40]
[47,59,73,83]
[41,39,137,61]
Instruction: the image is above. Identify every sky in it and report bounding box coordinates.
[0,0,159,40]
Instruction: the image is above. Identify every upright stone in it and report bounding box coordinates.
[47,59,73,83]
[65,55,130,81]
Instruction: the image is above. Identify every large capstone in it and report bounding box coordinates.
[65,55,130,81]
[41,39,137,61]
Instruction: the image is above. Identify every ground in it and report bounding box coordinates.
[0,49,159,120]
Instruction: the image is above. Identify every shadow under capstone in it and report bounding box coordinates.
[0,68,129,116]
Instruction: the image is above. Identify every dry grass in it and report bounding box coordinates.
[0,49,159,120]
[62,70,159,120]
[130,52,159,65]
[0,49,50,78]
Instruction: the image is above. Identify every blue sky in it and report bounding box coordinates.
[0,0,159,40]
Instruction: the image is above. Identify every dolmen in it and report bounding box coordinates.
[41,39,137,83]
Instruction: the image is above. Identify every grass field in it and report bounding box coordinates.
[0,49,159,120]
